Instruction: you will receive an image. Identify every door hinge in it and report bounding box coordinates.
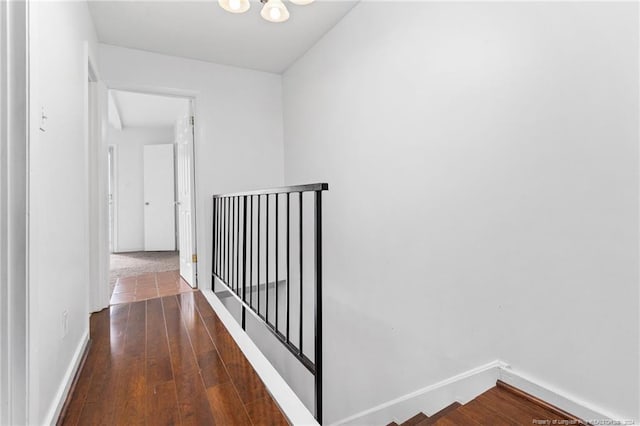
[190,116,195,126]
[192,254,198,263]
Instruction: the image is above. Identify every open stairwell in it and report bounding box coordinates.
[387,380,588,426]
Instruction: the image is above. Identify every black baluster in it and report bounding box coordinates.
[266,194,270,325]
[225,197,229,284]
[232,197,236,292]
[275,193,279,332]
[212,198,217,291]
[299,192,303,355]
[314,190,323,424]
[242,196,248,329]
[236,196,240,296]
[227,197,231,286]
[217,198,221,280]
[220,198,223,278]
[249,195,253,309]
[215,198,219,279]
[286,193,290,343]
[257,195,261,318]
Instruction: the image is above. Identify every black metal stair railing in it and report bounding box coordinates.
[211,183,328,424]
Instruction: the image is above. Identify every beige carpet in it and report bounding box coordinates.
[109,251,180,286]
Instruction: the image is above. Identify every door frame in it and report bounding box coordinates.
[107,144,118,253]
[87,55,110,313]
[0,0,29,423]
[104,84,199,288]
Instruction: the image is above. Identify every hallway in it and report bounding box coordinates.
[60,291,288,425]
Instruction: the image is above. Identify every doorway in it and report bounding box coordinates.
[106,89,198,305]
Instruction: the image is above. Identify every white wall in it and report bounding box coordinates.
[109,126,174,252]
[282,2,639,423]
[99,44,285,290]
[28,1,99,423]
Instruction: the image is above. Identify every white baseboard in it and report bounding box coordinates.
[43,330,90,426]
[200,288,319,426]
[333,361,633,426]
[333,360,509,425]
[498,366,633,425]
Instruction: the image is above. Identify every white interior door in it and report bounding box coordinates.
[143,144,176,251]
[176,116,196,286]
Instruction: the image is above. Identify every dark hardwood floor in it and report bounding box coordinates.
[392,384,584,426]
[60,286,586,426]
[110,270,194,305]
[59,290,289,426]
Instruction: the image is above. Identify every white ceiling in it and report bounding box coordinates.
[88,0,359,73]
[110,90,191,128]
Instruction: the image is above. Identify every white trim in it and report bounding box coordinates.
[1,1,29,423]
[200,288,319,426]
[0,4,7,422]
[86,55,100,313]
[188,98,199,288]
[637,3,640,423]
[42,331,89,426]
[108,144,118,254]
[333,361,508,426]
[103,81,199,101]
[0,2,7,422]
[86,51,110,313]
[95,79,111,311]
[498,366,633,425]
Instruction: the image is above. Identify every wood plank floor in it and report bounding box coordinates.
[453,386,575,425]
[60,290,289,426]
[394,385,580,426]
[110,271,194,305]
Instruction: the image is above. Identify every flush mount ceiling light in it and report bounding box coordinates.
[218,0,314,23]
[260,0,289,23]
[218,0,251,13]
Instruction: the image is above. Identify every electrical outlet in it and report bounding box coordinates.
[62,310,68,338]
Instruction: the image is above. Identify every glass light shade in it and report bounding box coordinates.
[289,0,314,4]
[260,0,290,23]
[218,0,250,14]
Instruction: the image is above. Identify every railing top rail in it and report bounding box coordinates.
[212,183,328,199]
